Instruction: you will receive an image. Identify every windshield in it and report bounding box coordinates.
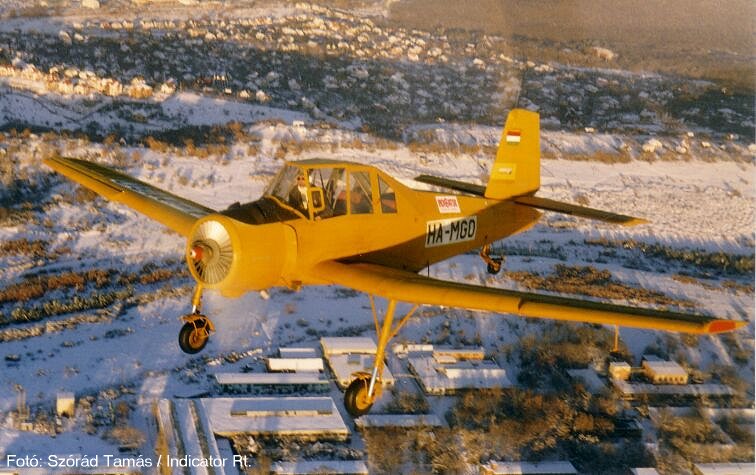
[265,165,303,204]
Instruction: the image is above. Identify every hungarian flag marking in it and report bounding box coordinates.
[506,130,521,144]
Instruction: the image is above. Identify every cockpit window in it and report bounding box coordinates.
[310,167,347,219]
[350,171,373,214]
[378,176,397,213]
[265,165,303,205]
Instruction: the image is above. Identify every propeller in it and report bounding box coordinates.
[188,219,233,285]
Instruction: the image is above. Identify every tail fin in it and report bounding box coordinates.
[484,109,540,200]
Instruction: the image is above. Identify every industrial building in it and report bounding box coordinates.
[320,337,395,389]
[200,397,350,440]
[480,461,578,474]
[612,380,733,400]
[271,460,369,474]
[408,354,511,395]
[215,373,330,395]
[266,357,324,372]
[355,413,446,430]
[641,355,688,385]
[693,463,756,475]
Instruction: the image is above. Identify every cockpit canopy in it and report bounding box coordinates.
[265,162,397,220]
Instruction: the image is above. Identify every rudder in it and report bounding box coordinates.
[484,109,540,200]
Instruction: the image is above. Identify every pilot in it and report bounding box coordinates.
[288,173,309,215]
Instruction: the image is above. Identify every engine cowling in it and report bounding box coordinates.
[186,214,296,297]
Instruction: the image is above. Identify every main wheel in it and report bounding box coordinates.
[178,321,209,354]
[344,377,374,417]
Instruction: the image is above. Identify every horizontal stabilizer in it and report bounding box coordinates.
[415,174,647,226]
[514,196,647,226]
[414,175,485,196]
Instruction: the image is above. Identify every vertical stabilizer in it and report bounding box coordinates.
[484,109,540,200]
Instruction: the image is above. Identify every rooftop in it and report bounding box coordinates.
[271,460,369,475]
[566,368,607,394]
[321,337,377,356]
[355,413,446,429]
[482,461,578,474]
[215,373,327,385]
[279,347,320,358]
[613,380,733,397]
[693,463,756,475]
[326,353,395,389]
[409,356,511,394]
[266,357,324,372]
[200,397,349,439]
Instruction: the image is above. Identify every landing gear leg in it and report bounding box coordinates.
[344,298,418,417]
[480,244,504,275]
[178,285,215,354]
[610,325,622,358]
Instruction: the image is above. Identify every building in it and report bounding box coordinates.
[693,463,756,475]
[320,337,395,389]
[271,461,369,475]
[566,368,606,393]
[215,373,330,394]
[641,356,688,385]
[409,355,511,395]
[432,346,485,360]
[156,399,227,475]
[56,392,75,418]
[355,413,446,430]
[609,361,632,381]
[391,344,484,360]
[630,469,660,475]
[279,347,320,358]
[201,397,349,440]
[613,380,733,400]
[480,461,578,474]
[266,357,324,372]
[321,337,378,356]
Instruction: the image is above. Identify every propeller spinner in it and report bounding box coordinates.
[188,219,233,285]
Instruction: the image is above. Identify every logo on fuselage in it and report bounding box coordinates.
[435,195,461,214]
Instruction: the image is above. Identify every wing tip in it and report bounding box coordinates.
[706,319,748,334]
[622,217,650,226]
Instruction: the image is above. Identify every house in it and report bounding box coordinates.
[56,392,75,418]
[608,361,632,381]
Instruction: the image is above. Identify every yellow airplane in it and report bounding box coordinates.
[45,109,745,416]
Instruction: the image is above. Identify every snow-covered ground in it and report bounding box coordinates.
[0,0,752,471]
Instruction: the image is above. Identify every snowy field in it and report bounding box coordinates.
[0,0,753,472]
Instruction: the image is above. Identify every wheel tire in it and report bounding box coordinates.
[178,321,208,354]
[344,377,374,417]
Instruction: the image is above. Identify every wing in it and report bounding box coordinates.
[312,261,744,334]
[45,156,215,237]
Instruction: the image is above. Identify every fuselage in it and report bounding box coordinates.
[209,159,541,294]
